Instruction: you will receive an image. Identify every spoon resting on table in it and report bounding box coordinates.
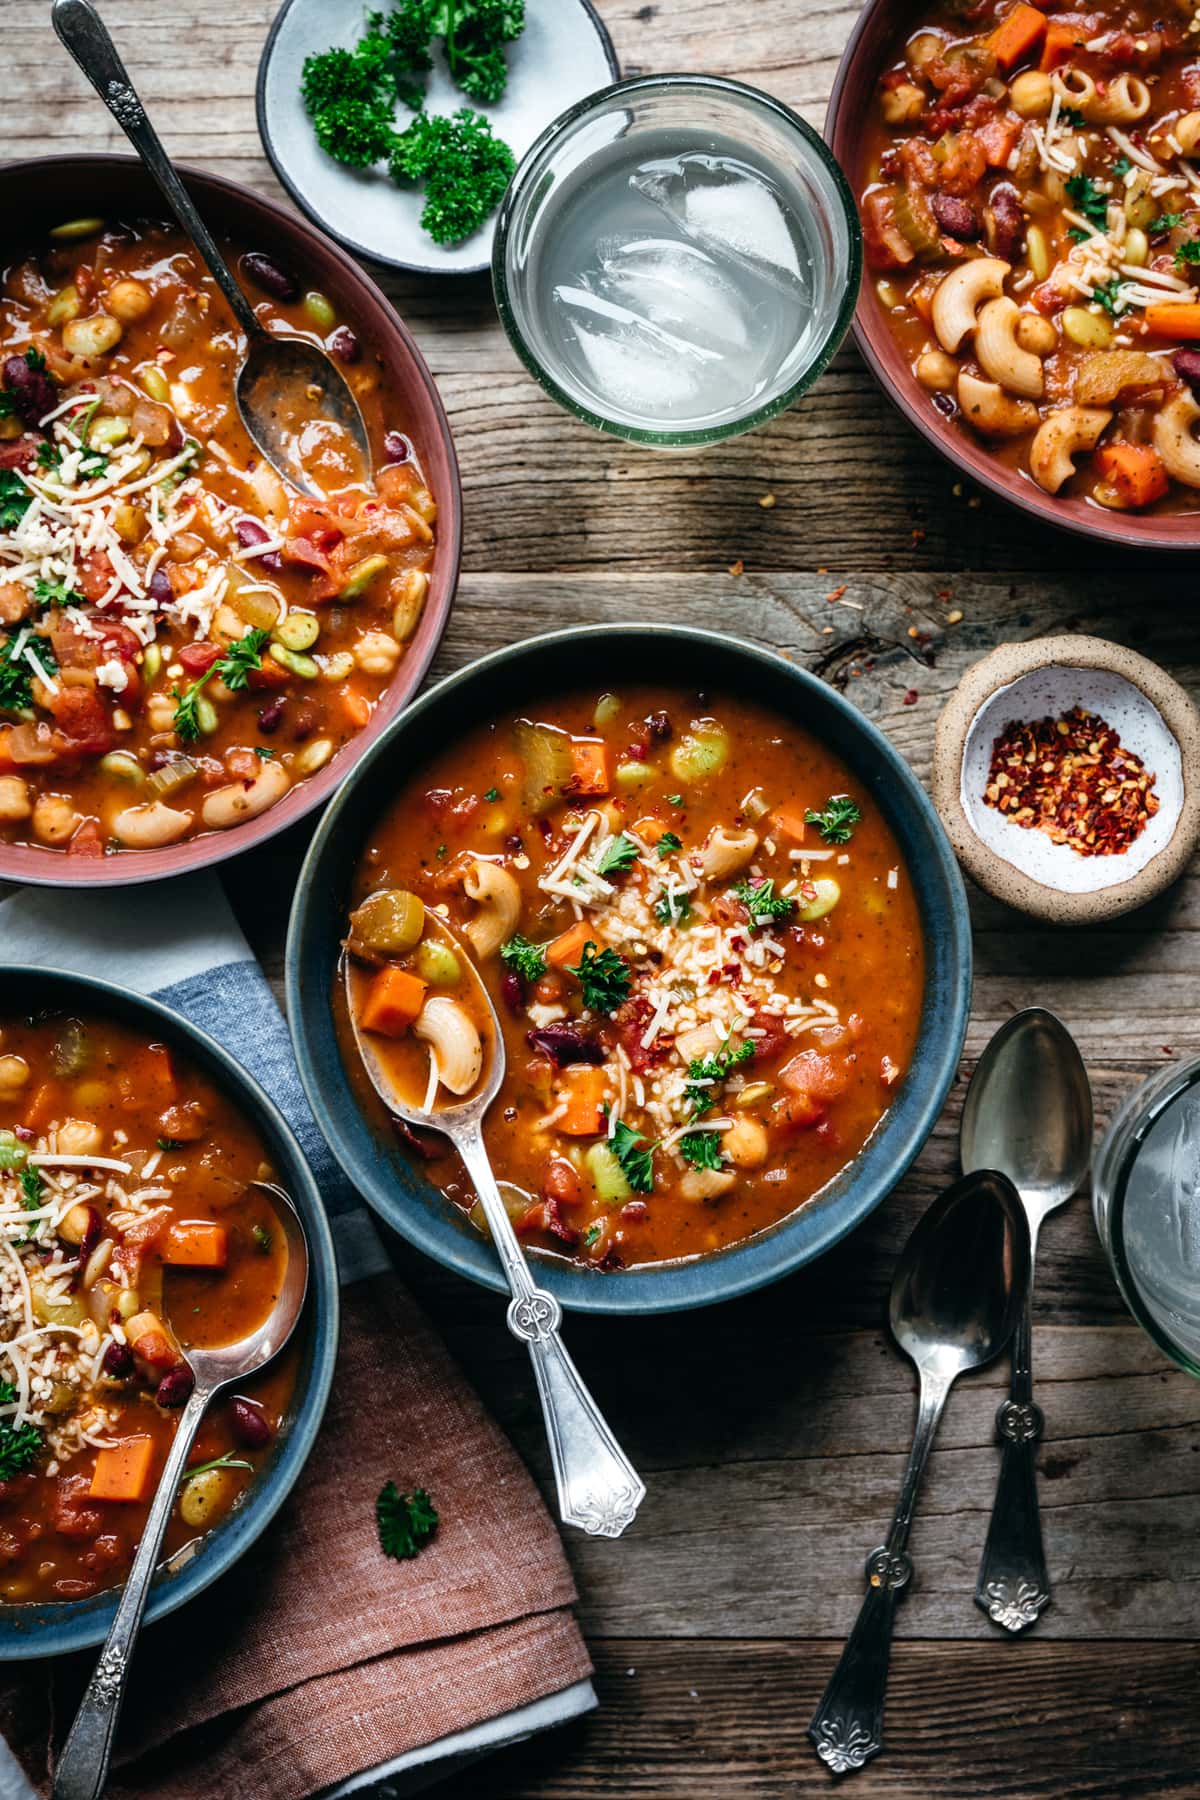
[344,904,646,1539]
[53,1181,309,1800]
[51,0,371,497]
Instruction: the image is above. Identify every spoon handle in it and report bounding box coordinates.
[51,0,262,342]
[53,1383,211,1800]
[456,1126,645,1538]
[974,1289,1050,1631]
[809,1367,951,1776]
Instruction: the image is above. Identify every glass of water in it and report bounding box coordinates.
[492,74,862,448]
[1094,1057,1200,1375]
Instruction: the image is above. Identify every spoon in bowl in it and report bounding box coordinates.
[344,915,646,1539]
[809,1170,1030,1776]
[53,1182,309,1800]
[960,1008,1093,1631]
[50,0,371,497]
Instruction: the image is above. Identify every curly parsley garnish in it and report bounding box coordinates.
[0,471,31,533]
[33,578,82,611]
[1065,173,1110,242]
[596,832,639,877]
[376,1481,438,1560]
[566,941,631,1014]
[611,1119,655,1193]
[0,631,57,714]
[0,1383,42,1480]
[679,1129,725,1172]
[654,888,691,927]
[684,1042,755,1119]
[656,831,682,857]
[19,1167,41,1212]
[1091,279,1122,316]
[1175,241,1200,271]
[732,877,795,928]
[805,795,861,845]
[172,629,270,742]
[500,934,547,983]
[1150,211,1184,238]
[157,1137,184,1152]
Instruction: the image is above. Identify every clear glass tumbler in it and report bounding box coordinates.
[492,74,862,449]
[1094,1055,1200,1375]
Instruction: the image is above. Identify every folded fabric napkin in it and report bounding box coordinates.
[0,876,594,1800]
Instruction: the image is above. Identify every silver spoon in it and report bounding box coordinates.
[53,1182,309,1800]
[50,0,370,497]
[809,1169,1029,1776]
[344,922,645,1539]
[961,1007,1093,1632]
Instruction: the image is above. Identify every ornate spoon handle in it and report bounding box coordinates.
[975,1291,1050,1631]
[53,1384,210,1800]
[809,1368,950,1776]
[456,1126,645,1538]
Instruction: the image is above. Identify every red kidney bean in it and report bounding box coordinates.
[931,192,979,241]
[620,1200,649,1223]
[1174,350,1200,390]
[235,516,283,572]
[257,695,286,734]
[242,252,299,303]
[148,566,174,608]
[70,1208,103,1280]
[986,186,1024,263]
[289,700,319,742]
[527,1023,604,1066]
[155,1367,194,1408]
[13,1125,34,1144]
[931,390,958,419]
[500,969,524,1015]
[2,353,57,427]
[230,1397,272,1450]
[383,431,412,465]
[101,1341,134,1380]
[329,325,360,364]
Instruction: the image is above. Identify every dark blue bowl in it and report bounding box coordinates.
[287,625,971,1314]
[0,967,338,1659]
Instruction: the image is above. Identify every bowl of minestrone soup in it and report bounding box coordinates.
[828,0,1200,547]
[0,155,460,884]
[287,624,971,1314]
[0,967,336,1658]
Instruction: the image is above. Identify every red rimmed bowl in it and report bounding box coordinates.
[825,3,1200,554]
[0,154,461,886]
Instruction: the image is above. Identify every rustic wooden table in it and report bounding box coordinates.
[15,0,1200,1793]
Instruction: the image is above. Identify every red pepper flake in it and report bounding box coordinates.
[825,585,847,604]
[903,689,919,706]
[983,704,1158,857]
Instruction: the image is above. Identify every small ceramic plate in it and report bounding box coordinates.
[932,635,1200,923]
[256,0,619,276]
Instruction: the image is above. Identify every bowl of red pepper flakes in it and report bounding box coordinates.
[932,636,1200,924]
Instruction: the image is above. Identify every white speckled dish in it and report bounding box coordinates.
[932,635,1200,923]
[256,0,619,276]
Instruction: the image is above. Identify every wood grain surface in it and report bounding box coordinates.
[13,0,1200,1793]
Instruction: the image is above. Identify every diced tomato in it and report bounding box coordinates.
[0,436,40,470]
[861,189,916,272]
[772,1091,826,1132]
[779,1048,850,1102]
[977,113,1022,167]
[66,818,104,858]
[48,686,116,758]
[74,551,118,603]
[177,640,222,677]
[52,1474,104,1541]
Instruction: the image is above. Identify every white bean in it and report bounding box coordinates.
[0,1056,29,1097]
[111,799,194,848]
[353,631,401,677]
[32,795,81,845]
[0,776,31,822]
[201,759,290,829]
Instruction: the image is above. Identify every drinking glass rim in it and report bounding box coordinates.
[1099,1053,1200,1380]
[490,71,864,449]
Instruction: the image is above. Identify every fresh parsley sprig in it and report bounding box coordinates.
[0,631,57,715]
[731,877,795,928]
[611,1119,655,1193]
[499,934,546,983]
[679,1130,725,1172]
[656,831,681,857]
[0,471,31,533]
[566,941,631,1014]
[0,1382,42,1479]
[654,888,691,927]
[377,1480,438,1559]
[805,795,861,845]
[172,630,270,742]
[1175,241,1200,271]
[684,1042,754,1119]
[596,832,639,877]
[33,578,82,611]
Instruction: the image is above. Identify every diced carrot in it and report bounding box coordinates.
[779,1049,849,1102]
[359,965,428,1037]
[989,1,1046,68]
[546,920,594,969]
[124,1310,179,1370]
[1040,18,1084,66]
[22,1081,61,1134]
[567,740,611,797]
[120,1043,176,1108]
[0,728,13,773]
[772,1091,825,1132]
[89,1437,156,1503]
[1145,303,1200,340]
[1094,441,1170,508]
[634,816,666,845]
[341,687,371,729]
[558,1066,607,1136]
[163,1221,228,1268]
[769,807,808,842]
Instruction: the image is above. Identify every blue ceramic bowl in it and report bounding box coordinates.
[0,968,338,1659]
[287,625,971,1314]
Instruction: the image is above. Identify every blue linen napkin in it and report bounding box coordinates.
[0,873,594,1800]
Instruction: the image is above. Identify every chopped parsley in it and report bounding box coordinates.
[566,941,631,1014]
[1150,211,1184,238]
[584,1222,602,1247]
[24,349,46,375]
[172,629,270,741]
[500,934,547,983]
[182,1450,253,1485]
[0,393,13,420]
[252,1223,272,1255]
[376,1481,438,1560]
[0,632,57,714]
[805,795,861,845]
[679,1130,725,1172]
[731,876,795,927]
[483,785,500,802]
[157,1137,183,1151]
[1091,279,1122,316]
[0,1410,42,1479]
[667,793,683,807]
[1175,241,1200,270]
[1113,155,1132,178]
[33,577,81,610]
[254,746,276,760]
[19,1167,42,1213]
[596,832,639,876]
[656,831,681,857]
[611,1119,655,1193]
[654,888,691,927]
[0,471,32,532]
[684,1041,755,1119]
[1065,173,1109,237]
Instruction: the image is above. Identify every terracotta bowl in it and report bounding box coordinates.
[932,635,1200,922]
[0,154,461,887]
[825,5,1200,554]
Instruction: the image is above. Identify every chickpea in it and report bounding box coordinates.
[1010,70,1053,117]
[722,1116,769,1170]
[61,314,123,358]
[1177,111,1200,155]
[59,1201,97,1244]
[0,775,31,823]
[32,794,81,845]
[57,1119,104,1159]
[0,1056,30,1097]
[1015,313,1058,357]
[353,631,401,677]
[881,80,925,125]
[915,349,959,393]
[105,279,153,322]
[179,1465,238,1529]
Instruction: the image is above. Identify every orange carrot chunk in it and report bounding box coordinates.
[359,966,428,1037]
[769,807,808,842]
[567,740,611,796]
[1039,18,1082,67]
[1145,302,1200,340]
[1094,441,1170,508]
[558,1066,607,1136]
[90,1437,156,1503]
[546,920,595,969]
[633,815,666,845]
[163,1221,229,1268]
[989,1,1046,69]
[125,1310,180,1370]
